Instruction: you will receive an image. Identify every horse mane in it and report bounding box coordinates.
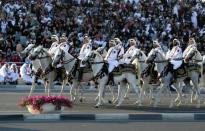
[42,48,52,57]
[187,47,202,61]
[93,50,103,60]
[155,49,166,60]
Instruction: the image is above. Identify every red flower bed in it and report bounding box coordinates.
[19,96,72,111]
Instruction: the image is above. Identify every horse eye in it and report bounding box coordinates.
[56,45,58,47]
[64,45,66,47]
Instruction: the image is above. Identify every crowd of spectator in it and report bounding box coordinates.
[0,0,205,84]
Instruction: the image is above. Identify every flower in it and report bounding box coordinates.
[18,96,72,111]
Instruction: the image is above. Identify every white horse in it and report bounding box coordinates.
[28,45,67,96]
[132,49,159,106]
[184,47,203,107]
[52,47,118,105]
[52,47,93,102]
[83,50,140,107]
[20,44,44,96]
[146,48,202,108]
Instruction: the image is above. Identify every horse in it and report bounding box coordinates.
[28,45,67,96]
[132,49,158,106]
[52,47,93,102]
[20,44,44,96]
[184,47,203,107]
[82,50,140,107]
[146,48,203,108]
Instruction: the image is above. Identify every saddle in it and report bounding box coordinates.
[71,59,93,81]
[141,64,160,85]
[141,64,158,78]
[111,64,137,76]
[173,62,187,78]
[188,63,201,73]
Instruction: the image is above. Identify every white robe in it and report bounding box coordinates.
[105,46,120,73]
[20,64,32,83]
[120,45,137,64]
[183,44,197,58]
[167,46,183,69]
[10,65,19,82]
[10,71,19,82]
[60,42,70,53]
[0,65,11,81]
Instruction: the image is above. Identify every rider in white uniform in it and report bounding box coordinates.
[120,39,137,64]
[160,39,183,79]
[167,39,183,70]
[49,35,59,57]
[78,35,92,81]
[59,34,70,53]
[105,39,123,83]
[183,37,197,62]
[114,38,124,59]
[105,40,119,73]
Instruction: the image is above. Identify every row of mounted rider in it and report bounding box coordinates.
[23,36,203,87]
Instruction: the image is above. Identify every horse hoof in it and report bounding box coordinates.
[169,104,173,108]
[95,105,99,108]
[153,104,158,108]
[79,98,83,103]
[124,97,129,100]
[108,100,112,104]
[176,102,181,107]
[115,104,121,107]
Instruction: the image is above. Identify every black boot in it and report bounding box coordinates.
[78,67,84,81]
[160,62,173,78]
[107,73,114,85]
[141,63,152,78]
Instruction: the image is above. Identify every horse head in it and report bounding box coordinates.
[52,48,64,67]
[83,50,104,76]
[146,49,157,63]
[133,49,144,60]
[20,44,36,58]
[84,50,103,64]
[49,43,60,57]
[184,48,202,63]
[28,45,44,60]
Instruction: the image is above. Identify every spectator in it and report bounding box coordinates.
[0,63,12,84]
[20,63,32,85]
[9,64,19,84]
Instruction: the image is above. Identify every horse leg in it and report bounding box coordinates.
[59,80,66,96]
[107,85,115,103]
[124,84,130,100]
[113,84,120,104]
[191,74,200,108]
[136,81,146,106]
[29,76,36,96]
[79,83,85,103]
[95,83,106,108]
[70,81,77,101]
[183,80,193,104]
[173,82,182,107]
[116,81,126,107]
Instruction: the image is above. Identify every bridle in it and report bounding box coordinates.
[147,50,157,63]
[57,49,76,64]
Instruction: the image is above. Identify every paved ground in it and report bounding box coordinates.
[0,122,205,131]
[1,91,205,114]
